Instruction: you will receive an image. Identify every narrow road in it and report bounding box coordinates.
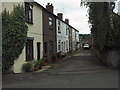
[2,49,118,88]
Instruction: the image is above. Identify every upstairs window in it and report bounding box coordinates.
[68,27,69,35]
[25,2,33,24]
[58,21,61,33]
[66,25,68,35]
[49,17,53,30]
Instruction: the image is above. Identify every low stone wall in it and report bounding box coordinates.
[96,49,120,69]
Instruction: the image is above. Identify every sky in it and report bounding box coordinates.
[35,0,119,34]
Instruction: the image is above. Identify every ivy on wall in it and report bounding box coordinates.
[2,5,28,71]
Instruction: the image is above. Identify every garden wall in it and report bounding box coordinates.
[96,49,120,69]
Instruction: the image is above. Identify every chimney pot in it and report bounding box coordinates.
[57,13,63,20]
[46,3,54,13]
[65,19,69,24]
[48,3,50,5]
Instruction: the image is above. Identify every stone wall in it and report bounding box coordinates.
[96,49,120,69]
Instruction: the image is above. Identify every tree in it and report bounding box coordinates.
[81,2,120,51]
[2,5,28,71]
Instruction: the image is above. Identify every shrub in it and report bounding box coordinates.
[2,5,28,71]
[22,62,32,72]
[41,57,48,64]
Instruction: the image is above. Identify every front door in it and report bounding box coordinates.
[26,39,34,61]
[37,42,40,60]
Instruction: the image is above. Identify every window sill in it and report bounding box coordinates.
[26,59,34,62]
[26,21,34,24]
[49,28,53,30]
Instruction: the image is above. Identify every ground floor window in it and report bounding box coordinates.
[66,40,68,51]
[62,42,63,51]
[58,40,61,51]
[64,42,65,52]
[44,42,47,54]
[50,41,53,55]
[26,37,34,61]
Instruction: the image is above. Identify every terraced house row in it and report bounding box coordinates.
[2,1,80,73]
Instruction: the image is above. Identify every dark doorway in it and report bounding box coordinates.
[37,42,40,60]
[26,39,34,61]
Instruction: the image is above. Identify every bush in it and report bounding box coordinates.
[22,62,32,72]
[2,5,28,71]
[41,57,48,63]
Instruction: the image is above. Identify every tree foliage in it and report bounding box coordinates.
[2,5,28,71]
[81,2,120,51]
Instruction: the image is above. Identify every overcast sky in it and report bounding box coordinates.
[35,0,118,34]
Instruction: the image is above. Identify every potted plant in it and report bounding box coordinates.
[22,62,32,72]
[34,60,42,71]
[38,60,42,69]
[42,57,48,66]
[40,58,43,63]
[57,52,61,59]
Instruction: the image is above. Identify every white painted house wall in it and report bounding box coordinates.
[75,31,80,49]
[56,19,69,53]
[72,28,76,51]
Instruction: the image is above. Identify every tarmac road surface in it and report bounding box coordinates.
[2,49,118,88]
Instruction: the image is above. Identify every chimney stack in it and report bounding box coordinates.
[57,13,63,20]
[65,19,69,24]
[46,3,54,13]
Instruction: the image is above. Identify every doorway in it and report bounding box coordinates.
[37,42,40,60]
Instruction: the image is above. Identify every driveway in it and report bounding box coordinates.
[2,49,118,88]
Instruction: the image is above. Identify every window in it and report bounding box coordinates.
[58,21,61,33]
[64,42,65,52]
[66,41,68,51]
[26,38,34,61]
[25,2,33,23]
[58,40,61,50]
[44,42,47,54]
[62,42,63,51]
[68,27,69,35]
[49,17,53,30]
[50,41,53,55]
[66,25,68,35]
